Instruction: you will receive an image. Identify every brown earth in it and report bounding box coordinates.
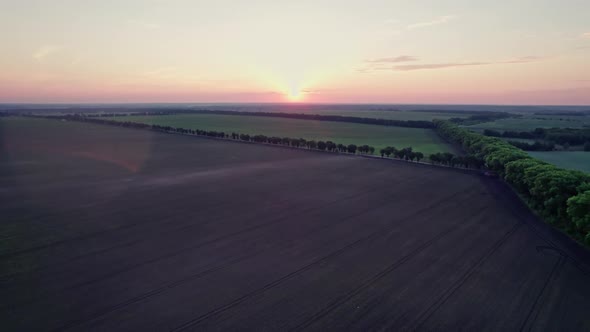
[1,118,589,331]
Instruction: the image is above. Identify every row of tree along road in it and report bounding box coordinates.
[34,114,483,168]
[435,119,590,245]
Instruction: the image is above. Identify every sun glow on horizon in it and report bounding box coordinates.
[286,89,303,102]
[283,81,306,102]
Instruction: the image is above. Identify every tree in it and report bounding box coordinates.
[585,141,590,151]
[384,147,394,158]
[466,154,485,169]
[530,169,589,224]
[451,156,463,168]
[442,152,454,165]
[429,153,441,164]
[415,152,424,162]
[326,141,336,151]
[359,145,370,154]
[317,141,327,151]
[380,148,386,157]
[399,147,413,160]
[347,144,357,154]
[483,129,502,137]
[562,142,570,151]
[368,146,375,155]
[505,159,547,193]
[567,190,590,238]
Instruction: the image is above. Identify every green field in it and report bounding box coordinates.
[527,151,590,173]
[465,114,590,132]
[115,114,457,156]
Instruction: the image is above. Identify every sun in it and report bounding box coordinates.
[287,91,302,102]
[286,86,304,102]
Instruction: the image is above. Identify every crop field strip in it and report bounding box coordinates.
[2,117,590,331]
[527,151,590,173]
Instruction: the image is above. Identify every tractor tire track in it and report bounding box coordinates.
[51,173,443,330]
[5,174,430,313]
[519,256,566,332]
[0,166,339,261]
[409,222,522,331]
[171,188,477,331]
[0,166,343,280]
[289,206,491,332]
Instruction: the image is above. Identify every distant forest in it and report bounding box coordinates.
[484,128,590,150]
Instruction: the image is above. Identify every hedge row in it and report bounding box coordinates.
[434,120,590,245]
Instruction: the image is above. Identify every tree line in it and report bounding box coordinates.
[40,114,405,156]
[484,128,590,149]
[378,146,424,162]
[448,112,513,125]
[506,140,555,151]
[155,124,378,154]
[434,119,590,245]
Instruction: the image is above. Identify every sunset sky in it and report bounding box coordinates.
[1,0,589,104]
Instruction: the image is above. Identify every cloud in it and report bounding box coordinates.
[366,56,419,63]
[501,56,544,64]
[581,32,590,39]
[33,45,60,60]
[358,55,545,72]
[407,15,456,30]
[393,62,489,71]
[299,88,342,95]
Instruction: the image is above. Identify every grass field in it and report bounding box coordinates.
[113,114,457,156]
[2,117,590,331]
[465,114,590,132]
[527,151,590,173]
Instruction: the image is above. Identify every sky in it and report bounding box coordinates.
[1,0,589,105]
